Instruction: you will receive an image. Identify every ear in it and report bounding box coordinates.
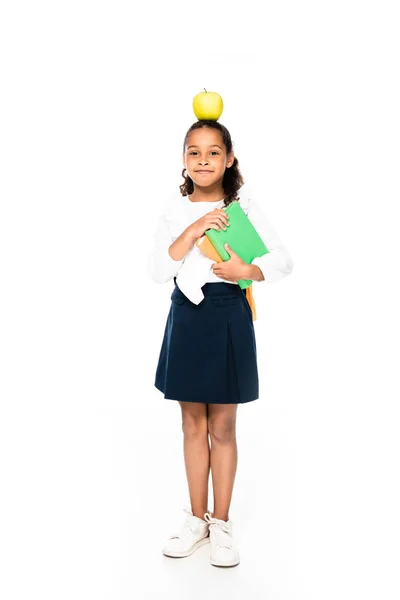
[226,151,235,169]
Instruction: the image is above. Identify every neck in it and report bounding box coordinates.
[189,189,225,203]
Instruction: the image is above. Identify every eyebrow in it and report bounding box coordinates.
[187,144,223,150]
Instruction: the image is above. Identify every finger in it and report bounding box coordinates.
[207,220,223,232]
[224,242,237,255]
[209,217,228,230]
[215,217,227,230]
[218,210,229,225]
[210,209,229,225]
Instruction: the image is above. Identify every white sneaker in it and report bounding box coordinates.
[162,507,210,558]
[204,512,240,567]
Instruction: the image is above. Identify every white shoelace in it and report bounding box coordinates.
[204,513,234,550]
[168,508,204,543]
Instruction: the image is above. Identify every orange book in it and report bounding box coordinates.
[196,235,257,321]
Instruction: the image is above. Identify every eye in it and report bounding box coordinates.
[189,151,219,155]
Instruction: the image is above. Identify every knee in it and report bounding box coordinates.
[208,417,236,443]
[181,413,208,440]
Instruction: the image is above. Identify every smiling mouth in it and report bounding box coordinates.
[196,170,213,173]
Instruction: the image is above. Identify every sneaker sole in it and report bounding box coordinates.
[162,535,210,558]
[210,556,240,567]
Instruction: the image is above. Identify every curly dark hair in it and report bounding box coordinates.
[179,120,244,208]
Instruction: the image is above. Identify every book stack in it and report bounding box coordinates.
[195,200,269,321]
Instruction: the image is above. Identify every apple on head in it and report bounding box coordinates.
[193,88,223,121]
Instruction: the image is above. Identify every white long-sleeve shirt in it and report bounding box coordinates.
[147,183,294,304]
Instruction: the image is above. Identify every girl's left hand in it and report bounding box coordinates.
[211,243,247,282]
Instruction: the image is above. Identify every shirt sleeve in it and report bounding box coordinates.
[147,209,186,284]
[247,196,294,283]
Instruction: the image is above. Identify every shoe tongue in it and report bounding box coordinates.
[213,518,232,532]
[214,517,229,524]
[190,514,206,524]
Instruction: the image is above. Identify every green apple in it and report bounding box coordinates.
[193,88,224,120]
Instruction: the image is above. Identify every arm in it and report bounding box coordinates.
[147,210,195,284]
[242,263,266,282]
[241,197,294,283]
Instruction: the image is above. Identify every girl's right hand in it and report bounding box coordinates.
[187,208,230,240]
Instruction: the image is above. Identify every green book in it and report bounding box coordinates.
[205,200,269,289]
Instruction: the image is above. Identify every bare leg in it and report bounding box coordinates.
[207,403,238,521]
[179,401,210,520]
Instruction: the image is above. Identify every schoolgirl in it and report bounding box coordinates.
[148,119,294,567]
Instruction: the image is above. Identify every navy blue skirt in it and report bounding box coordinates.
[154,277,259,404]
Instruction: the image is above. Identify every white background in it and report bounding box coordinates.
[1,1,399,599]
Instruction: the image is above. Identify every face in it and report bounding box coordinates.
[182,127,234,189]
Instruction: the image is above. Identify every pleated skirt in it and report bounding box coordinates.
[154,277,259,404]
